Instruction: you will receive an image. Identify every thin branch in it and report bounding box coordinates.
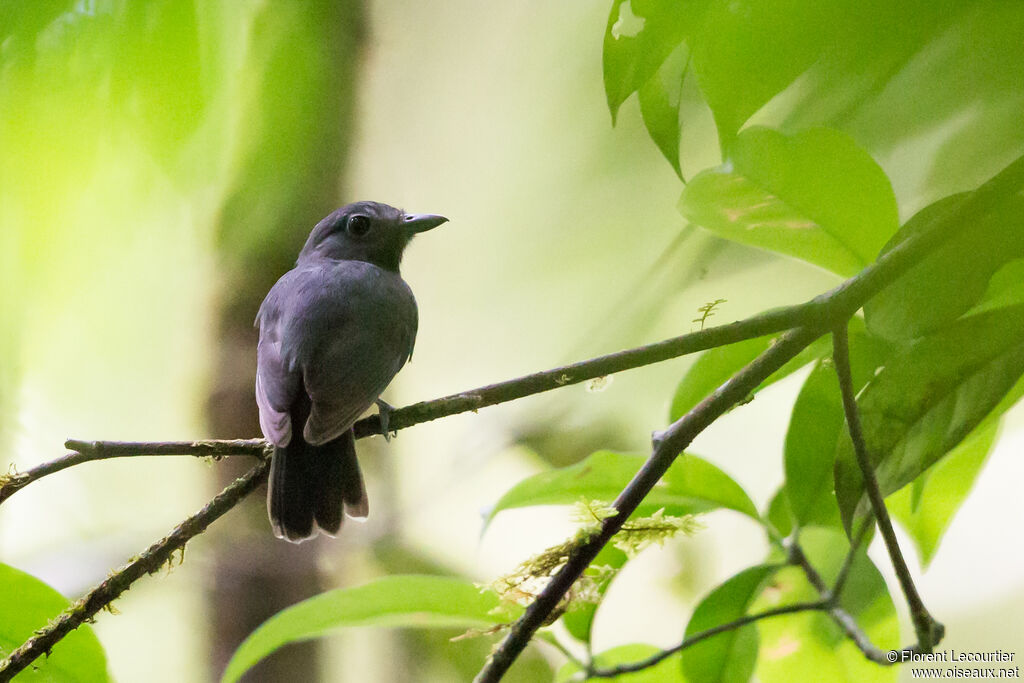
[0,460,270,683]
[476,325,826,682]
[586,601,828,679]
[832,324,941,650]
[1,307,811,505]
[351,304,813,440]
[0,439,267,504]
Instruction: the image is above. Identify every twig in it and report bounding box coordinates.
[0,439,268,504]
[585,600,828,678]
[475,326,826,682]
[832,324,941,649]
[0,460,270,682]
[785,540,894,664]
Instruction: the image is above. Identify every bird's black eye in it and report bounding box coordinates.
[346,215,371,237]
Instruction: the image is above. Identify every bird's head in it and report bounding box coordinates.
[298,201,447,272]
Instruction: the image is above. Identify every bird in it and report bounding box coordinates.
[254,201,447,542]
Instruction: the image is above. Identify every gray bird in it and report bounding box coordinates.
[255,201,447,542]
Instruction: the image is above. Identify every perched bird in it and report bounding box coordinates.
[255,201,447,542]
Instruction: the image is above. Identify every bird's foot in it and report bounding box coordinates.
[376,399,397,442]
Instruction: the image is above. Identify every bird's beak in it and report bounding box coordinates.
[403,213,448,235]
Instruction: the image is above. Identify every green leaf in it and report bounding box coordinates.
[561,544,629,644]
[779,4,1024,205]
[0,563,110,682]
[556,644,684,682]
[682,564,778,683]
[638,44,688,177]
[670,332,830,421]
[765,487,794,539]
[784,331,890,527]
[889,419,999,567]
[967,259,1024,316]
[680,127,898,276]
[865,195,1024,340]
[688,0,856,143]
[784,363,847,528]
[221,575,516,683]
[602,0,698,121]
[486,450,759,526]
[835,306,1024,533]
[753,528,898,683]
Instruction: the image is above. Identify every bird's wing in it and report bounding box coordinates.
[255,282,301,447]
[301,268,418,445]
[302,329,411,445]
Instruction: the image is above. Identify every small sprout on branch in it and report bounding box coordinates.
[585,375,612,393]
[693,298,727,329]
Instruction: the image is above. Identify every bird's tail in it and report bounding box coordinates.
[268,423,368,543]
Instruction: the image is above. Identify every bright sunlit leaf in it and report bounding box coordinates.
[688,0,855,144]
[0,563,110,683]
[680,127,898,276]
[486,450,759,526]
[602,0,694,122]
[637,44,688,178]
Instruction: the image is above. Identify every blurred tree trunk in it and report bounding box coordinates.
[205,3,365,681]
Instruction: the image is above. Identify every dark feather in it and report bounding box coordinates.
[267,389,368,542]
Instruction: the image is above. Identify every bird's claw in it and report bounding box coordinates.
[376,399,397,442]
